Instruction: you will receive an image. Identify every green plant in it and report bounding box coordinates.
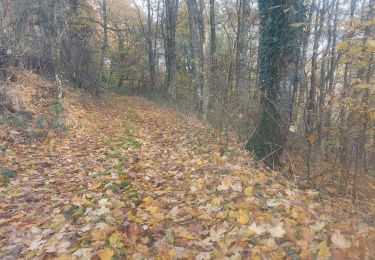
[1,168,16,187]
[50,101,63,118]
[63,204,84,219]
[1,115,28,129]
[36,114,47,129]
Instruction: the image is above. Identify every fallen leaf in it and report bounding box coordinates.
[218,176,242,192]
[318,240,329,257]
[97,248,114,260]
[146,205,159,214]
[310,221,325,232]
[268,223,286,238]
[236,209,249,225]
[53,254,72,260]
[196,252,211,260]
[175,227,196,240]
[243,186,253,196]
[249,222,267,236]
[331,230,351,249]
[266,199,282,207]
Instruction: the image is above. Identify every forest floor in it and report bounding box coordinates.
[0,72,374,259]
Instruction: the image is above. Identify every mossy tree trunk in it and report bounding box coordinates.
[245,0,305,166]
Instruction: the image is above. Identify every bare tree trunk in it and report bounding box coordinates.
[199,0,209,121]
[306,0,326,181]
[322,0,339,155]
[165,0,179,99]
[147,0,156,94]
[209,0,216,60]
[187,0,204,118]
[98,0,108,95]
[235,0,251,98]
[49,0,64,103]
[117,34,125,88]
[206,0,216,120]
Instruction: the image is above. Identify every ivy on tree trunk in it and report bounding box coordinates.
[246,0,306,166]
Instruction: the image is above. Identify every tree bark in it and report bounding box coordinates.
[235,0,251,98]
[98,0,108,95]
[147,0,156,93]
[186,0,204,118]
[245,0,305,167]
[165,0,179,99]
[306,0,326,181]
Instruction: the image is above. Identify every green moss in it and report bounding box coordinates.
[63,204,84,219]
[1,168,16,187]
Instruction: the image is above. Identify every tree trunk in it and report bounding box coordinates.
[117,35,125,88]
[245,0,305,167]
[186,0,204,118]
[147,0,156,93]
[208,0,216,116]
[235,0,251,98]
[306,0,326,181]
[49,0,63,103]
[98,0,108,95]
[199,0,209,121]
[165,0,179,99]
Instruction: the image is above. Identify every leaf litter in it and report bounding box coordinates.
[0,81,374,259]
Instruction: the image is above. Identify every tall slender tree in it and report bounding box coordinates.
[147,0,156,92]
[164,0,179,99]
[235,0,251,97]
[306,0,326,180]
[186,0,204,118]
[98,0,108,94]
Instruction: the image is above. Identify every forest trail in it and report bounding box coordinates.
[0,91,373,259]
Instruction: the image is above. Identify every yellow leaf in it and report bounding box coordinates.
[146,206,159,214]
[148,212,165,224]
[236,209,249,225]
[307,134,317,144]
[211,197,221,206]
[271,183,282,190]
[196,159,204,166]
[253,173,267,184]
[89,181,101,190]
[109,232,123,249]
[143,197,153,203]
[128,214,143,223]
[318,240,329,257]
[53,254,72,260]
[365,39,375,50]
[368,111,375,121]
[239,227,254,237]
[97,248,114,260]
[355,83,370,89]
[244,186,253,196]
[175,227,196,240]
[196,178,205,190]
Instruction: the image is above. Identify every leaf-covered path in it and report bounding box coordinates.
[0,93,373,259]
